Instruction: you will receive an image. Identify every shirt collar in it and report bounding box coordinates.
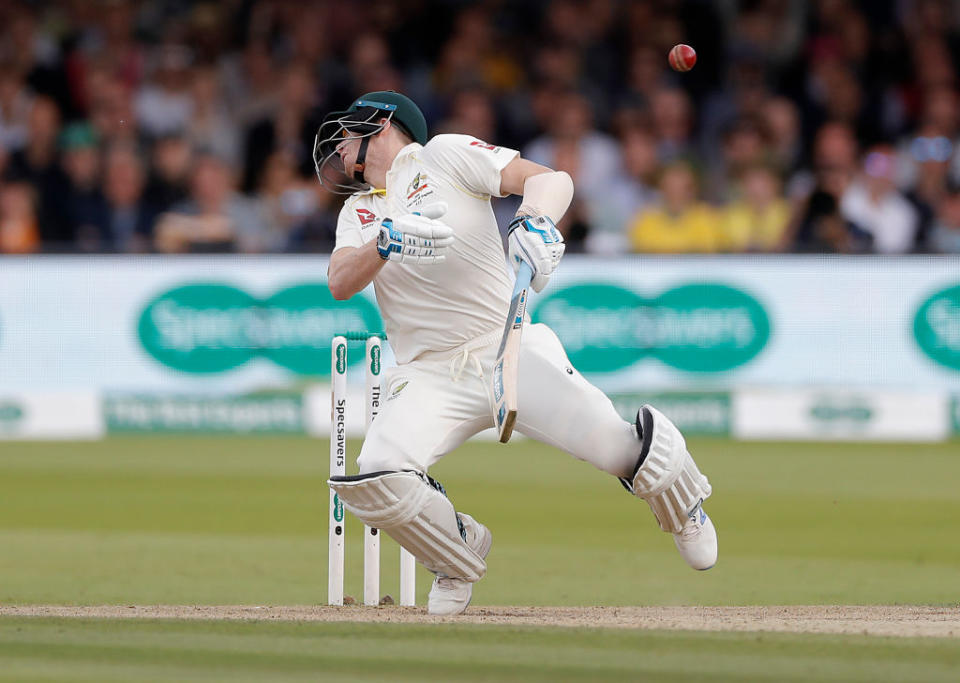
[391,141,422,168]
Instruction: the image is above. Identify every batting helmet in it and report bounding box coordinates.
[314,91,428,193]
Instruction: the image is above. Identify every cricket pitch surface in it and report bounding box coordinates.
[2,605,957,638]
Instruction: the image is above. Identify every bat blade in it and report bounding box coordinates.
[493,261,533,443]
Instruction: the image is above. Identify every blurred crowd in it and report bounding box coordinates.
[2,0,960,255]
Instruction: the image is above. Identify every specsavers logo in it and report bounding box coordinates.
[333,494,344,523]
[532,282,770,373]
[808,395,873,424]
[0,401,24,430]
[914,285,960,371]
[138,283,381,374]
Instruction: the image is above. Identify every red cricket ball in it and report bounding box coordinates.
[668,44,697,72]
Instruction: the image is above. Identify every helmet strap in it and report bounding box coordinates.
[353,135,371,184]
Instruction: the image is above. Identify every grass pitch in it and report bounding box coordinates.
[1,436,959,681]
[2,617,960,683]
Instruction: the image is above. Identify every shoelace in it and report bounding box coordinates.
[449,347,484,382]
[679,513,704,539]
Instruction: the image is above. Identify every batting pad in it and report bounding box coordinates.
[329,471,487,582]
[627,405,712,534]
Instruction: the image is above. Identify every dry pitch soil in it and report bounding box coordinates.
[2,605,958,638]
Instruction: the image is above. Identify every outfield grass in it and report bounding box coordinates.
[2,437,959,681]
[2,617,959,683]
[0,437,958,606]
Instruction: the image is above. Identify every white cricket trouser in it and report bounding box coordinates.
[357,323,639,478]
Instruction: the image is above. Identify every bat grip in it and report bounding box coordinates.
[513,261,534,296]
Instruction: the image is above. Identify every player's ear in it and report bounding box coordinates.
[377,118,392,136]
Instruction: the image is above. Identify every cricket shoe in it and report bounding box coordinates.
[427,513,492,616]
[673,500,717,570]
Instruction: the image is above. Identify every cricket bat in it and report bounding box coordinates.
[493,261,533,443]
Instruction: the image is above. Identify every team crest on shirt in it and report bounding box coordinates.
[387,381,409,401]
[356,208,378,225]
[406,171,434,207]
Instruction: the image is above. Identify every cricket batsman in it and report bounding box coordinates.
[316,91,717,615]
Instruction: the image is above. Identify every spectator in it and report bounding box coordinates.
[142,132,192,213]
[901,126,954,247]
[628,161,720,253]
[763,96,804,176]
[807,50,872,136]
[0,181,39,253]
[927,183,960,252]
[257,150,320,251]
[287,183,339,252]
[95,144,156,253]
[85,67,140,147]
[433,11,496,97]
[155,153,271,253]
[60,122,104,247]
[698,57,771,163]
[649,87,696,163]
[436,89,497,142]
[721,1,805,69]
[841,145,920,253]
[721,164,791,252]
[135,44,194,138]
[6,5,64,105]
[185,4,230,66]
[218,41,279,129]
[0,65,33,151]
[588,125,660,254]
[186,64,240,166]
[788,123,873,253]
[66,0,143,112]
[241,61,322,193]
[523,90,622,249]
[791,193,873,253]
[617,45,669,114]
[896,86,960,189]
[5,95,71,247]
[704,117,769,203]
[0,1,958,254]
[348,32,394,92]
[907,36,956,94]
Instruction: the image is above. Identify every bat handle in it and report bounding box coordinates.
[513,261,534,295]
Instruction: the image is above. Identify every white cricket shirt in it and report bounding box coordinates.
[333,134,519,363]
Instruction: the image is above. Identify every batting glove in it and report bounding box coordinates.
[377,202,454,265]
[507,214,565,292]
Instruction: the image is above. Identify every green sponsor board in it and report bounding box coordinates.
[105,395,304,434]
[532,283,770,373]
[952,396,960,435]
[137,283,381,375]
[607,392,731,435]
[914,284,960,371]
